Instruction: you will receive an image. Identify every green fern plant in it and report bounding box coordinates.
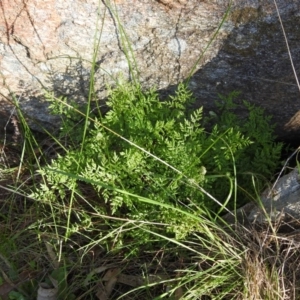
[31,82,282,243]
[210,91,283,203]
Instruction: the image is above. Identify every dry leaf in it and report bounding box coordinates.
[0,281,14,299]
[96,268,120,300]
[44,241,60,269]
[117,273,168,287]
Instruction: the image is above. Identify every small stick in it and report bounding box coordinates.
[268,146,300,198]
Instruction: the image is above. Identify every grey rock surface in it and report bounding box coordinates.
[222,167,300,226]
[248,167,300,223]
[0,0,299,139]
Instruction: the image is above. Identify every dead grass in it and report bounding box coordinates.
[236,219,300,300]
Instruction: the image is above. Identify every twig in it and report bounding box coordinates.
[268,146,300,198]
[273,0,300,94]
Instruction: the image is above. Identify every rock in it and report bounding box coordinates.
[0,0,299,139]
[221,166,300,227]
[222,165,300,226]
[248,166,300,224]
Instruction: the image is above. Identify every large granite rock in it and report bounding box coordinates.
[0,0,299,140]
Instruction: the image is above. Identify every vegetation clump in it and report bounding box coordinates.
[0,0,297,297]
[32,82,282,243]
[1,80,295,300]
